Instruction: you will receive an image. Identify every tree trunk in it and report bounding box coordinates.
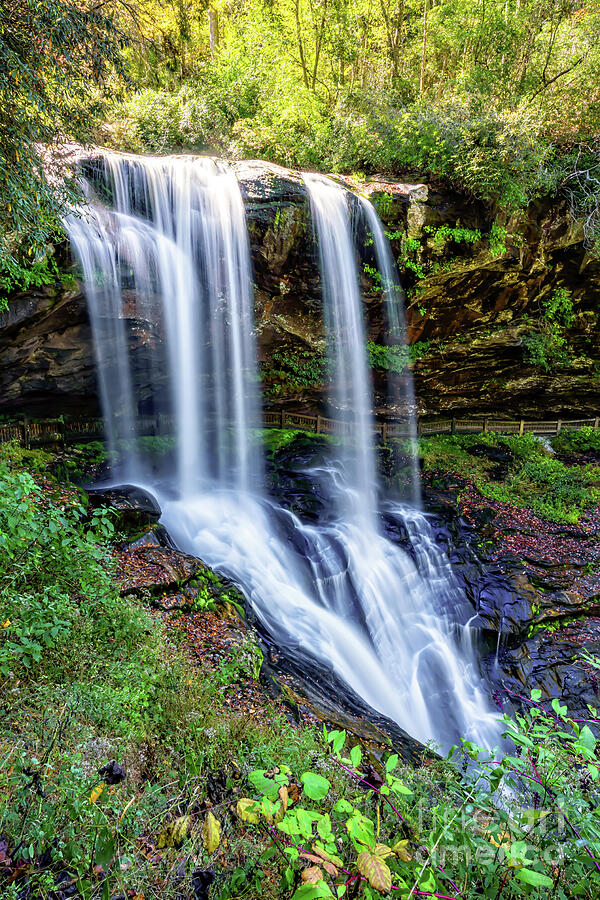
[419,0,428,94]
[208,7,218,60]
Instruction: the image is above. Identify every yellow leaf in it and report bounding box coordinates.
[392,838,413,862]
[301,865,323,884]
[357,850,392,893]
[1,619,10,628]
[323,860,338,877]
[202,811,221,854]
[236,798,260,824]
[156,816,192,850]
[89,782,106,804]
[374,842,394,859]
[312,845,344,868]
[172,815,192,846]
[489,828,511,849]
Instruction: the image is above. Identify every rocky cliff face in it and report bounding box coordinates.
[1,157,598,418]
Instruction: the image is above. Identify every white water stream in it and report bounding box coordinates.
[66,152,500,751]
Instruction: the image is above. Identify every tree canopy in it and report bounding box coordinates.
[0,0,126,281]
[2,0,600,284]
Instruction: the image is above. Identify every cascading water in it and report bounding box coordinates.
[66,150,500,751]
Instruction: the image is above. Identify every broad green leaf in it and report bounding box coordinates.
[578,725,597,754]
[516,868,554,888]
[301,772,330,801]
[349,745,362,768]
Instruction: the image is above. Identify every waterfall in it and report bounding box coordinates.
[360,198,421,506]
[66,151,500,752]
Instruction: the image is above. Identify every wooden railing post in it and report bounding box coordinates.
[519,419,524,436]
[451,417,456,435]
[556,419,562,434]
[595,417,599,430]
[316,414,322,434]
[280,408,285,429]
[483,417,488,434]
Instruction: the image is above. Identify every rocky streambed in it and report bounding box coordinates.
[83,432,600,758]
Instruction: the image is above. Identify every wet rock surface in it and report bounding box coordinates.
[1,158,598,419]
[87,484,162,528]
[420,470,600,719]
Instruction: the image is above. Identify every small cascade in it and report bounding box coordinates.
[303,173,376,523]
[67,153,261,494]
[66,151,501,752]
[360,198,421,506]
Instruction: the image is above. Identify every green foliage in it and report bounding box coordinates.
[424,224,482,247]
[231,692,600,899]
[522,326,572,371]
[488,222,508,257]
[419,432,600,524]
[522,287,576,372]
[0,0,127,284]
[0,450,327,898]
[0,463,126,675]
[265,348,327,397]
[367,340,430,373]
[0,255,59,310]
[543,287,575,328]
[552,426,600,456]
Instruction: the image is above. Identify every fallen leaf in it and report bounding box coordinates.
[202,812,221,854]
[89,782,106,804]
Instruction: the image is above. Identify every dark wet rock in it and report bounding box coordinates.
[117,544,200,597]
[124,523,177,551]
[266,432,333,521]
[98,760,126,784]
[86,484,161,529]
[484,617,600,721]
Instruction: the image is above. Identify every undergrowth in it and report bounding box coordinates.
[419,432,600,524]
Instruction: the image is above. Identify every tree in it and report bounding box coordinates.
[0,0,127,282]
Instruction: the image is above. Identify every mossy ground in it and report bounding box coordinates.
[418,431,600,524]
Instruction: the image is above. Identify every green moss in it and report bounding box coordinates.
[419,432,600,523]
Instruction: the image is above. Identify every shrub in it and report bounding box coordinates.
[228,689,600,899]
[552,426,600,456]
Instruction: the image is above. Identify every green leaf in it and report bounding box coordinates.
[516,868,554,888]
[291,882,334,899]
[349,744,362,768]
[301,772,330,801]
[578,725,597,754]
[95,829,115,868]
[385,753,399,772]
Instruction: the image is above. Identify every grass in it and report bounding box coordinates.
[3,436,600,898]
[0,446,325,899]
[419,432,600,524]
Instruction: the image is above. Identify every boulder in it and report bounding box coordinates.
[86,484,161,529]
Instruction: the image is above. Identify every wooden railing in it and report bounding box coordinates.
[1,411,598,449]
